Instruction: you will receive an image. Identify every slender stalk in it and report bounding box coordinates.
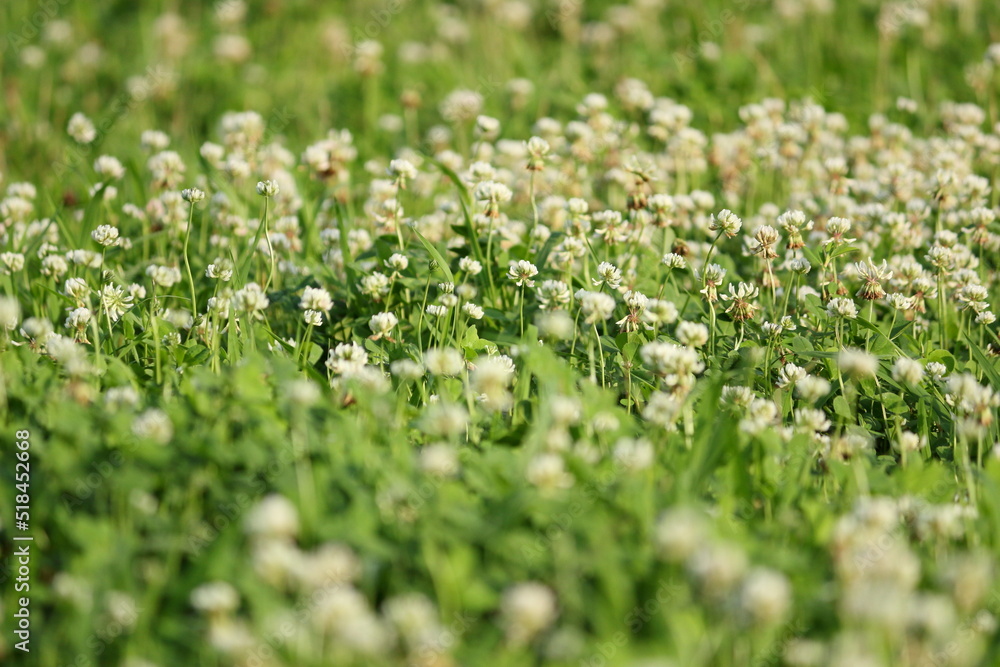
[593,323,606,388]
[262,198,277,294]
[183,202,198,319]
[150,287,162,384]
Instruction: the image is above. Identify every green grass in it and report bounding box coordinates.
[1,1,1000,666]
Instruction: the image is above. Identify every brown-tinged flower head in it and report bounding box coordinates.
[525,136,550,171]
[854,258,893,300]
[751,225,781,259]
[777,209,812,249]
[648,193,675,228]
[474,180,512,218]
[698,263,727,303]
[709,209,742,237]
[721,282,760,321]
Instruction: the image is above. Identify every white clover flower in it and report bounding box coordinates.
[147,151,186,189]
[190,581,239,616]
[471,356,515,412]
[104,385,140,410]
[41,255,69,278]
[794,408,831,433]
[643,299,679,325]
[65,307,93,332]
[887,293,915,311]
[459,256,482,275]
[474,115,501,139]
[892,357,924,385]
[926,362,948,382]
[368,312,398,339]
[776,363,807,389]
[463,302,484,319]
[721,282,760,321]
[256,180,280,197]
[0,296,21,331]
[750,225,781,259]
[91,224,120,247]
[285,378,321,406]
[0,252,25,274]
[326,342,368,376]
[426,304,448,317]
[827,297,858,320]
[418,443,459,478]
[132,408,173,444]
[231,283,269,314]
[894,431,925,453]
[795,376,831,403]
[67,112,97,143]
[824,217,855,246]
[300,286,334,312]
[387,158,417,185]
[640,342,704,388]
[205,263,233,281]
[642,391,684,429]
[501,583,558,645]
[385,253,409,273]
[140,130,170,151]
[360,272,391,300]
[592,261,622,289]
[146,264,182,288]
[788,257,811,274]
[536,280,571,310]
[390,359,424,380]
[440,89,483,123]
[838,348,878,378]
[474,180,512,216]
[661,252,687,269]
[722,385,756,409]
[854,258,893,300]
[63,277,90,302]
[99,284,134,322]
[181,187,206,203]
[576,290,616,325]
[424,347,464,376]
[20,317,53,343]
[613,437,654,472]
[526,453,573,491]
[419,402,468,438]
[709,208,742,237]
[536,310,574,339]
[740,568,791,626]
[698,263,727,303]
[303,309,323,326]
[687,543,748,597]
[675,321,709,348]
[655,508,707,562]
[507,260,538,287]
[525,136,550,170]
[93,155,125,180]
[957,284,990,313]
[245,494,299,541]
